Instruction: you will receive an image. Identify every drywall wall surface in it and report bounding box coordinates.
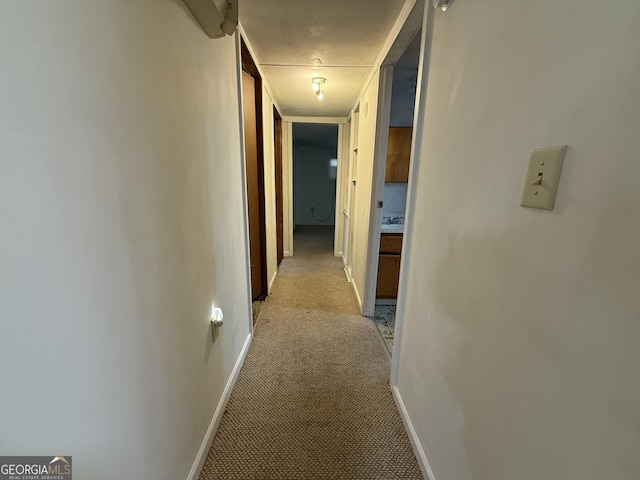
[351,72,380,306]
[0,2,251,479]
[293,146,338,225]
[396,2,640,480]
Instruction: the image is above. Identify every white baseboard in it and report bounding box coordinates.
[186,333,253,480]
[269,271,277,293]
[351,279,362,312]
[391,384,436,480]
[343,266,352,283]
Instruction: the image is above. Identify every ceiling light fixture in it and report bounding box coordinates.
[311,77,326,100]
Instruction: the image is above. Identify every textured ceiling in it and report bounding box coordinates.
[240,0,408,118]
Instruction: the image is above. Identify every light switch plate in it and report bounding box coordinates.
[520,145,567,210]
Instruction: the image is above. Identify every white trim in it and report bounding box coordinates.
[282,121,294,258]
[334,123,351,257]
[362,64,394,317]
[186,333,253,480]
[350,0,419,116]
[343,266,352,283]
[382,1,425,66]
[344,112,359,282]
[262,90,278,299]
[283,115,347,124]
[350,277,362,311]
[391,2,433,385]
[391,384,436,480]
[233,32,256,337]
[237,24,283,116]
[334,124,344,257]
[269,270,277,293]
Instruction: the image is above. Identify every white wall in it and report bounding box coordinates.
[0,2,252,479]
[293,146,338,226]
[282,121,294,256]
[396,2,640,480]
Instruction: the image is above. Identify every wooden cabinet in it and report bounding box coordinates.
[379,234,403,254]
[376,233,403,299]
[385,127,412,183]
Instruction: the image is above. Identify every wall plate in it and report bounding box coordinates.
[520,145,567,210]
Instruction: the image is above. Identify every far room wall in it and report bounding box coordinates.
[293,124,338,226]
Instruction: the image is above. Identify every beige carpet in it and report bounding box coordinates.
[199,226,422,479]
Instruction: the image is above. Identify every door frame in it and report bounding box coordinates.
[233,33,256,335]
[344,110,359,281]
[362,64,394,317]
[334,121,351,259]
[361,0,426,317]
[273,107,284,265]
[241,38,268,300]
[390,6,433,382]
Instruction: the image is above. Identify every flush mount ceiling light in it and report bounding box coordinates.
[433,0,454,11]
[311,77,326,100]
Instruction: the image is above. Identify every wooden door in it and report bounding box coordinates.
[274,107,284,264]
[242,69,267,300]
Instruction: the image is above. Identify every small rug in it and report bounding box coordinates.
[371,305,397,354]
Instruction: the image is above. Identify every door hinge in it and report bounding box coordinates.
[377,200,383,208]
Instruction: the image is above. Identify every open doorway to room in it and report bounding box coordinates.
[371,29,422,354]
[292,123,339,256]
[274,107,284,266]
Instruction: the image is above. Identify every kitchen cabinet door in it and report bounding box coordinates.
[376,254,401,299]
[385,127,412,183]
[379,233,403,254]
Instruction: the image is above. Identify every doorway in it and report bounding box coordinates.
[371,27,422,354]
[241,39,268,301]
[274,107,284,265]
[291,123,339,255]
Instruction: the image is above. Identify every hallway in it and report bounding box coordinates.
[199,227,421,479]
[2,3,639,479]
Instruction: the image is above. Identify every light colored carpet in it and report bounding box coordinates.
[199,226,422,479]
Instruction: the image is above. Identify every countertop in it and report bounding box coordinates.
[381,224,404,234]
